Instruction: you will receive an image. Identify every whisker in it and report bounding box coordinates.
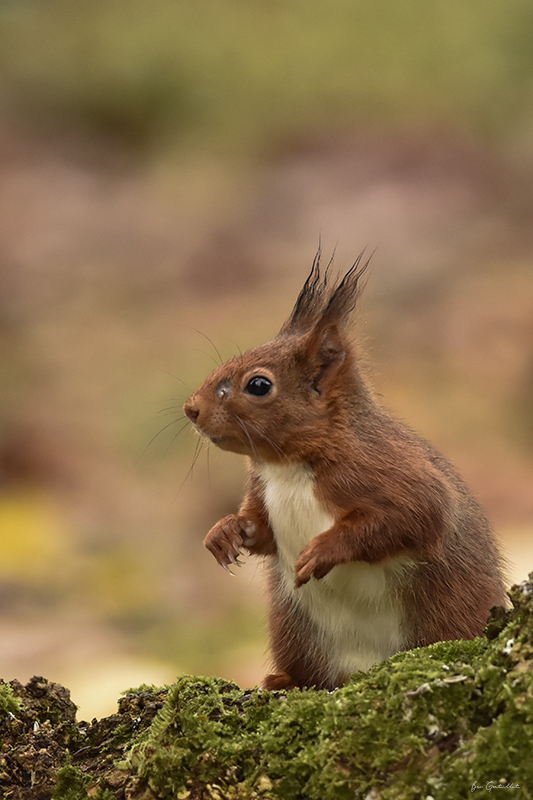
[163,420,192,457]
[136,418,183,462]
[181,326,224,366]
[244,418,286,460]
[156,410,186,419]
[206,442,212,490]
[136,416,191,465]
[176,436,207,493]
[220,337,243,358]
[159,370,192,392]
[191,348,223,370]
[234,415,258,458]
[190,436,204,476]
[157,404,184,414]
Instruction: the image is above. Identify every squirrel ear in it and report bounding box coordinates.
[306,321,347,392]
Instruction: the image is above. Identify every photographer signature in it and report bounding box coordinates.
[471,781,520,792]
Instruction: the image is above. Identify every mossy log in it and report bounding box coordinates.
[2,575,533,800]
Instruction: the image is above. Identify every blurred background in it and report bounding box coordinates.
[0,0,532,720]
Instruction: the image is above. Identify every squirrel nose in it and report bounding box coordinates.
[184,398,200,424]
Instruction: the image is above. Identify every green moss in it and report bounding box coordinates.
[43,573,533,798]
[91,790,118,800]
[0,681,22,718]
[52,754,92,800]
[117,576,533,799]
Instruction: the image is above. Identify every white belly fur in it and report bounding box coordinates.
[257,462,410,676]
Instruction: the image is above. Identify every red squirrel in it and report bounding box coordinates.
[184,252,506,691]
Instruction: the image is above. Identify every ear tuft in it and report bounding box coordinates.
[280,248,371,336]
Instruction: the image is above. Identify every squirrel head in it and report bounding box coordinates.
[184,250,371,463]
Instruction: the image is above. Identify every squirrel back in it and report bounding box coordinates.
[184,251,507,690]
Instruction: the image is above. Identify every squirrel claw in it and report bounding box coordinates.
[294,558,316,588]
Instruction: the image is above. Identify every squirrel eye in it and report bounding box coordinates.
[244,376,273,397]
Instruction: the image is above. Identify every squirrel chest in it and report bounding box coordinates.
[257,462,409,673]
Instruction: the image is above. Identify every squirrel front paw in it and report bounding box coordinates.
[294,531,346,587]
[204,514,258,572]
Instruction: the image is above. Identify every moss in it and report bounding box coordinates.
[119,578,533,800]
[0,681,22,718]
[4,576,533,798]
[52,754,92,800]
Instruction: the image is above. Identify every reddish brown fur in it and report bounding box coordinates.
[184,250,507,691]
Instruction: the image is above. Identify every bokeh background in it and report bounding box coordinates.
[0,0,532,720]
